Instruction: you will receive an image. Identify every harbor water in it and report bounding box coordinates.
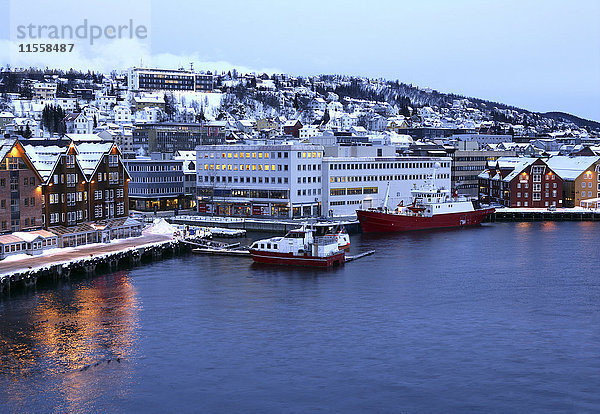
[1,222,599,413]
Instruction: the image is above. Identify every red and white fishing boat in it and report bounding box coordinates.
[356,165,495,233]
[249,225,346,267]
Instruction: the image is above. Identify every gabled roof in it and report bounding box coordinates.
[75,142,115,178]
[0,138,17,162]
[501,158,539,182]
[545,156,600,181]
[22,144,67,181]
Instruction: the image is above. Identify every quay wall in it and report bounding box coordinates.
[487,210,600,222]
[169,216,362,234]
[0,239,192,295]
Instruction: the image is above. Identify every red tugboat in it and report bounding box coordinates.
[249,225,345,267]
[356,165,495,233]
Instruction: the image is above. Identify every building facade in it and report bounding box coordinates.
[478,158,563,208]
[123,153,184,211]
[132,122,226,153]
[196,144,323,218]
[322,156,452,216]
[128,68,214,92]
[0,140,43,233]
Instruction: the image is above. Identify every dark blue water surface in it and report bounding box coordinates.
[1,222,599,413]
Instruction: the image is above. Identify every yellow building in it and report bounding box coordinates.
[546,156,600,207]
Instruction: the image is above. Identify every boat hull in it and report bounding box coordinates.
[356,208,495,233]
[249,249,346,267]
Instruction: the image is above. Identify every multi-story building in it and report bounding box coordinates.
[128,68,214,92]
[133,96,165,112]
[0,139,43,233]
[546,156,600,207]
[322,153,452,217]
[123,153,184,211]
[451,141,516,197]
[25,141,130,227]
[78,143,130,221]
[195,74,214,91]
[478,157,563,208]
[196,144,323,218]
[132,122,226,153]
[174,150,197,209]
[32,82,57,100]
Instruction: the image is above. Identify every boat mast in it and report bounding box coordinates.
[382,181,391,211]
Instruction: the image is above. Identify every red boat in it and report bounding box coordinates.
[357,169,495,233]
[249,225,345,267]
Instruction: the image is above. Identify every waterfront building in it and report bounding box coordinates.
[123,153,184,211]
[478,157,563,208]
[0,230,58,259]
[24,141,130,227]
[322,150,452,216]
[174,150,197,209]
[195,143,323,218]
[451,140,516,197]
[545,156,600,207]
[0,139,44,233]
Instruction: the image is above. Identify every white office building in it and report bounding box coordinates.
[196,143,324,218]
[322,155,452,217]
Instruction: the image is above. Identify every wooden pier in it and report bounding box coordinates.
[0,234,192,294]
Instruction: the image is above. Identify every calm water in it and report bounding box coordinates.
[1,222,599,413]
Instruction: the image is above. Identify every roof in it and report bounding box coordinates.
[90,217,142,230]
[65,133,105,142]
[12,232,43,242]
[22,144,66,181]
[545,156,600,181]
[48,223,96,236]
[0,138,17,163]
[0,234,26,244]
[76,142,115,178]
[28,230,58,238]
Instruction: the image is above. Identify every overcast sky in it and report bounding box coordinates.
[2,0,599,121]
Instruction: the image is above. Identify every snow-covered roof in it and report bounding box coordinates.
[0,139,17,163]
[76,142,115,178]
[22,144,65,181]
[65,133,105,142]
[502,158,539,182]
[545,156,600,181]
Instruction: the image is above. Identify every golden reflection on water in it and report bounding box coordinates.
[0,271,140,409]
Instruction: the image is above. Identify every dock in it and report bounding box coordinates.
[0,233,190,294]
[170,216,362,234]
[346,250,376,262]
[487,208,600,222]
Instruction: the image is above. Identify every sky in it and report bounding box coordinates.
[1,0,599,121]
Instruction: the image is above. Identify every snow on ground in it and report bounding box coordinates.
[170,91,223,113]
[145,219,177,235]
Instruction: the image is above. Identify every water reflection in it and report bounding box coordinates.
[0,271,140,411]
